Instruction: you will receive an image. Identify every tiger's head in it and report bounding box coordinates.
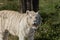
[26,10,42,30]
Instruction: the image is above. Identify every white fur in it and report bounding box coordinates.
[0,10,41,40]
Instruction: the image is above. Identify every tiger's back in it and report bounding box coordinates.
[0,10,24,35]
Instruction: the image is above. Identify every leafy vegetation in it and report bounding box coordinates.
[0,0,60,40]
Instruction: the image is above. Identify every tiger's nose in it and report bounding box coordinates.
[34,20,40,24]
[34,20,37,22]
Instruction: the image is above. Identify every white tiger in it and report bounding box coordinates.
[0,10,42,40]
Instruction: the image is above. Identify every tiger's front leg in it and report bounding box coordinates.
[28,35,34,40]
[28,29,35,40]
[19,33,25,40]
[19,35,25,40]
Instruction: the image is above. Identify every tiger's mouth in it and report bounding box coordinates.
[33,23,38,27]
[32,23,39,30]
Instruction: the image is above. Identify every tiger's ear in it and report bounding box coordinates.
[36,12,38,14]
[26,10,30,15]
[36,11,39,14]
